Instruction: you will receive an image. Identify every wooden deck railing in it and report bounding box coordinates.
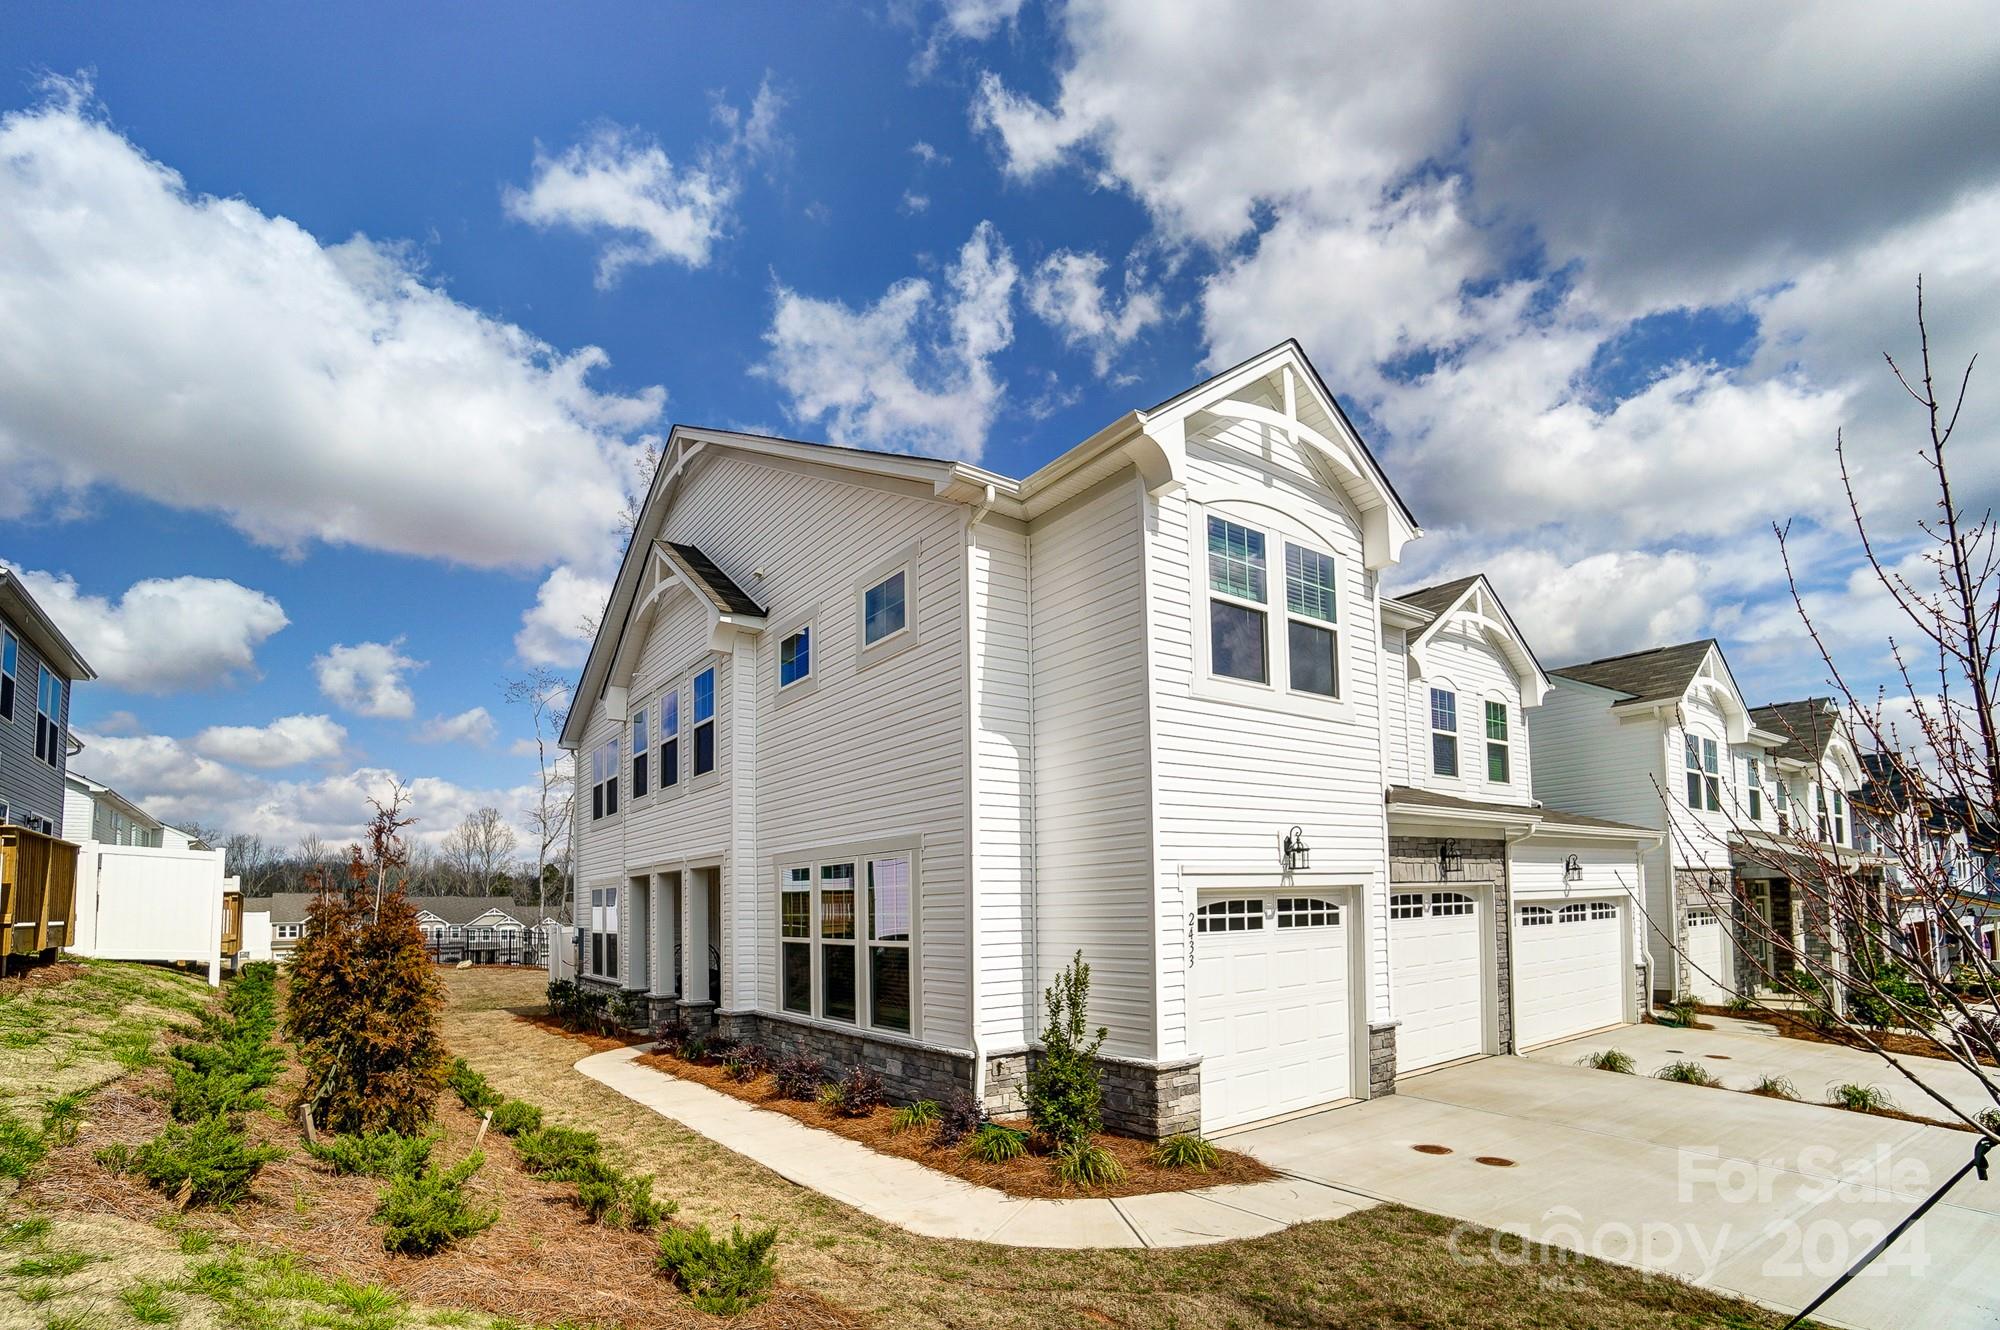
[220,892,243,956]
[1,825,81,959]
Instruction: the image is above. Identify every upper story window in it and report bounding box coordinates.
[1775,773,1790,833]
[631,705,650,799]
[1684,734,1719,811]
[34,667,63,768]
[660,687,680,789]
[0,629,15,721]
[1207,516,1268,683]
[1816,786,1829,841]
[1430,688,1458,777]
[1833,789,1846,845]
[1745,757,1763,821]
[692,668,717,777]
[863,572,907,646]
[1484,700,1509,783]
[1284,543,1339,698]
[590,738,619,820]
[780,626,812,688]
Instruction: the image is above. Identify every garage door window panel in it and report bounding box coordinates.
[1198,898,1265,933]
[1276,897,1340,928]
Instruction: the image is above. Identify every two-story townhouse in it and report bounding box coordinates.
[0,570,93,835]
[63,770,203,849]
[1376,576,1656,1066]
[1856,752,1999,976]
[563,341,1446,1136]
[262,892,541,963]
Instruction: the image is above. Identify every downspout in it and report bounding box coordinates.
[1501,822,1534,1054]
[965,486,996,1107]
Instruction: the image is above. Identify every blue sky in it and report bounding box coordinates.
[2,2,1996,845]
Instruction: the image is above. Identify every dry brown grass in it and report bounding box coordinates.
[449,969,1803,1330]
[628,1047,1274,1199]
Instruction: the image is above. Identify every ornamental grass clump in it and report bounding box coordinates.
[1576,1049,1636,1074]
[1151,1133,1220,1171]
[965,1123,1028,1164]
[1052,1140,1126,1188]
[657,1222,778,1315]
[1828,1082,1895,1114]
[1654,1060,1723,1088]
[890,1100,939,1134]
[1750,1074,1800,1101]
[1025,951,1108,1150]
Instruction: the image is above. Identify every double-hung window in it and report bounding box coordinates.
[0,629,15,721]
[590,738,619,820]
[1745,758,1763,821]
[1833,789,1846,845]
[631,705,650,799]
[1430,688,1458,777]
[863,572,906,646]
[1685,735,1703,808]
[1284,543,1338,697]
[1207,516,1268,683]
[1685,735,1719,811]
[1702,738,1721,810]
[34,668,62,768]
[659,688,680,789]
[692,668,716,777]
[867,856,912,1032]
[779,853,916,1035]
[1485,701,1509,783]
[1775,775,1790,833]
[589,887,619,979]
[781,869,812,1015]
[1817,787,1830,842]
[780,626,812,688]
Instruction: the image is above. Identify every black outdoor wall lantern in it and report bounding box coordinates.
[1438,839,1464,879]
[1282,825,1311,872]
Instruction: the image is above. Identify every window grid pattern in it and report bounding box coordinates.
[864,572,907,645]
[1431,689,1458,777]
[1390,892,1426,920]
[631,706,650,798]
[1557,903,1589,923]
[1589,901,1618,921]
[693,668,717,776]
[1207,517,1266,601]
[1430,892,1475,917]
[1197,898,1264,933]
[780,628,811,687]
[1284,544,1336,621]
[1519,905,1554,926]
[1275,897,1340,928]
[1485,700,1509,783]
[660,688,679,789]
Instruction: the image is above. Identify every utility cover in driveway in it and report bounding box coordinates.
[1191,893,1351,1132]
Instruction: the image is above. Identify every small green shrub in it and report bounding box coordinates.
[94,1143,133,1173]
[1723,995,1755,1017]
[1576,1049,1636,1074]
[1750,1074,1799,1100]
[132,1116,285,1206]
[1025,951,1108,1148]
[445,1059,502,1114]
[1781,967,1825,1000]
[656,1222,778,1315]
[890,1100,940,1134]
[166,1065,265,1123]
[618,1173,675,1231]
[1052,1140,1126,1188]
[488,1100,543,1137]
[1847,964,1937,1030]
[306,1130,437,1178]
[511,1126,602,1178]
[1151,1133,1219,1171]
[1654,1060,1723,1088]
[1975,1107,1999,1135]
[1828,1083,1894,1114]
[375,1152,498,1255]
[965,1123,1028,1164]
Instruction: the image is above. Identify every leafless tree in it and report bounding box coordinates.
[223,832,279,896]
[1660,280,1996,1138]
[504,666,575,921]
[439,805,519,897]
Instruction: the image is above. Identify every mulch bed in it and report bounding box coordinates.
[1699,1003,1999,1068]
[515,1010,649,1054]
[632,1048,1275,1201]
[0,960,88,992]
[26,1001,857,1330]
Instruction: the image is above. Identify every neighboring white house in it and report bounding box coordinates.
[261,892,553,964]
[63,771,202,850]
[559,340,1650,1136]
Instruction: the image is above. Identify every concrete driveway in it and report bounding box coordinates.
[1229,1054,2000,1330]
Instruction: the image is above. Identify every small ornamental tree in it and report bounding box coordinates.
[1025,951,1109,1147]
[285,790,450,1135]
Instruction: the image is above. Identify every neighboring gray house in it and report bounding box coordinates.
[1,570,94,835]
[261,892,553,963]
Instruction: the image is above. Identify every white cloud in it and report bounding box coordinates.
[1026,249,1162,375]
[940,0,1024,39]
[314,640,423,719]
[0,79,658,572]
[756,221,1018,460]
[1472,548,1711,666]
[515,565,610,668]
[192,714,346,769]
[910,141,950,167]
[75,733,251,807]
[2,564,287,694]
[417,706,498,747]
[971,71,1084,180]
[900,190,931,215]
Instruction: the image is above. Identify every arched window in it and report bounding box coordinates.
[1276,897,1340,928]
[1519,905,1553,927]
[1430,892,1475,917]
[1198,898,1264,933]
[1558,903,1589,924]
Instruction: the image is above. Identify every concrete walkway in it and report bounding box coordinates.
[1533,1015,1998,1124]
[574,1045,1373,1248]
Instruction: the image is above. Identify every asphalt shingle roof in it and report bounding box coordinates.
[1549,639,1717,703]
[1750,698,1840,765]
[1390,575,1481,619]
[258,893,557,926]
[1385,785,1652,835]
[665,542,765,617]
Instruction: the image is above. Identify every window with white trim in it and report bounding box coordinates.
[1745,757,1762,821]
[0,629,15,722]
[1816,786,1830,841]
[1557,903,1589,924]
[1702,738,1720,810]
[590,738,619,820]
[1197,898,1264,932]
[780,626,812,688]
[1833,789,1846,845]
[274,923,303,941]
[781,868,811,1015]
[1518,905,1553,926]
[863,572,907,646]
[818,863,857,1023]
[1430,689,1458,778]
[1485,700,1509,783]
[589,887,619,979]
[867,856,913,1032]
[1589,900,1617,921]
[659,687,680,790]
[1684,734,1719,810]
[1276,897,1340,928]
[692,668,717,777]
[1207,516,1267,683]
[778,853,917,1034]
[1390,892,1426,920]
[1430,891,1474,917]
[1284,543,1339,698]
[1775,775,1790,834]
[34,667,62,769]
[631,705,650,799]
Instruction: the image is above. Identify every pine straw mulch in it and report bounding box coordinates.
[630,1049,1275,1200]
[0,959,88,992]
[1704,1003,2000,1068]
[515,1010,649,1053]
[24,1036,860,1330]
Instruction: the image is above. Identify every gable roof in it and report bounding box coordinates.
[663,542,765,617]
[1389,574,1550,706]
[1751,698,1841,765]
[1550,640,1720,703]
[258,893,534,926]
[1391,575,1481,619]
[0,569,96,682]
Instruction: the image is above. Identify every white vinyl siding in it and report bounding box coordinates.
[969,521,1036,1047]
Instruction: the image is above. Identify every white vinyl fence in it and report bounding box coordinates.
[69,843,236,984]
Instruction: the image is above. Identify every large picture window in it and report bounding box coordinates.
[777,852,916,1036]
[692,668,717,777]
[590,738,619,820]
[1207,516,1267,683]
[659,687,680,789]
[631,705,650,799]
[1430,688,1458,777]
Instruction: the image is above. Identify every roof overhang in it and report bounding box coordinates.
[0,570,96,682]
[1402,576,1551,707]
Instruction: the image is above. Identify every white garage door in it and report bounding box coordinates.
[1191,893,1352,1132]
[1683,906,1730,1004]
[1516,898,1628,1047]
[1390,890,1486,1072]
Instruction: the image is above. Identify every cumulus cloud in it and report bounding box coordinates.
[2,564,287,694]
[515,565,610,667]
[417,706,498,747]
[756,221,1018,460]
[192,714,346,769]
[506,79,785,288]
[314,640,423,719]
[1026,249,1162,376]
[0,79,657,571]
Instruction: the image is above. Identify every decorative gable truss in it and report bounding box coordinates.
[1404,576,1550,707]
[600,539,766,726]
